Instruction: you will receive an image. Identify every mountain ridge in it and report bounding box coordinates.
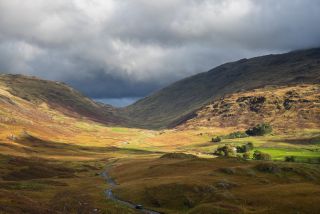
[0,48,319,130]
[123,48,320,129]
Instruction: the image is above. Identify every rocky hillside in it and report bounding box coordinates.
[176,84,320,131]
[0,74,124,126]
[123,48,320,129]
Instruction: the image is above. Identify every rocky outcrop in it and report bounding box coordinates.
[177,84,320,131]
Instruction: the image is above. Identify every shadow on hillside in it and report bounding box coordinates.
[270,136,320,145]
[13,134,162,155]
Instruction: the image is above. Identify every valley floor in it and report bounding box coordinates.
[0,116,319,213]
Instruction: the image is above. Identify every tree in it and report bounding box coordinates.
[247,142,254,150]
[236,142,254,153]
[246,123,272,136]
[212,136,222,143]
[224,131,248,139]
[214,144,237,157]
[285,156,296,162]
[253,150,271,160]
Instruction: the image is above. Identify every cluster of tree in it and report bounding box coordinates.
[214,144,237,157]
[212,123,273,160]
[224,131,248,139]
[214,142,254,159]
[211,131,248,143]
[212,123,272,143]
[214,144,273,161]
[211,136,222,142]
[245,123,272,136]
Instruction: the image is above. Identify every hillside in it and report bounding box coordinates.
[123,48,320,129]
[176,84,320,130]
[0,58,319,214]
[0,74,124,126]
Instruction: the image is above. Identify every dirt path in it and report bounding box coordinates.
[102,170,161,214]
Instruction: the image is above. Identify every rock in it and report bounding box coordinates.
[215,180,238,189]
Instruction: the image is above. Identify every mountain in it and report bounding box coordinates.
[1,48,320,130]
[176,84,320,131]
[123,48,320,129]
[0,74,123,126]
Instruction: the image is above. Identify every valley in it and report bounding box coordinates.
[1,121,319,213]
[0,48,320,213]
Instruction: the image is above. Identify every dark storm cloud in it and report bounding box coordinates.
[0,0,320,102]
[65,70,163,98]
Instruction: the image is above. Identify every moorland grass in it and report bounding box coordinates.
[111,157,320,214]
[0,89,319,213]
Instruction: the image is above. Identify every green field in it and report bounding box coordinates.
[257,147,320,162]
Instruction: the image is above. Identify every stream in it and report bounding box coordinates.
[102,171,161,214]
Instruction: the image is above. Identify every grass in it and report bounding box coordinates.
[110,157,320,214]
[0,83,319,213]
[110,127,131,133]
[0,123,319,213]
[0,181,48,191]
[258,147,320,162]
[0,152,138,213]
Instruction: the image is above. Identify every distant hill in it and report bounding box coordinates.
[123,48,320,129]
[0,74,123,125]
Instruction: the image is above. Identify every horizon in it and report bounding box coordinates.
[1,46,320,107]
[1,1,320,106]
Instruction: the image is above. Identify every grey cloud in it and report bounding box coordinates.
[0,0,320,101]
[64,70,163,98]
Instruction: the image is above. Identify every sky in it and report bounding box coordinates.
[0,0,320,107]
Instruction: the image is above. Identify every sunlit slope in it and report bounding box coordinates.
[0,74,319,213]
[0,74,125,126]
[110,157,320,214]
[177,84,320,130]
[0,78,146,213]
[124,48,320,129]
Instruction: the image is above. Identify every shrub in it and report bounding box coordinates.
[160,153,198,159]
[236,142,254,153]
[236,154,243,159]
[236,146,244,153]
[212,136,222,143]
[285,156,296,162]
[246,123,272,136]
[219,167,236,174]
[253,150,271,161]
[306,158,320,164]
[214,145,237,157]
[255,163,280,173]
[242,152,251,160]
[224,131,248,139]
[247,142,254,150]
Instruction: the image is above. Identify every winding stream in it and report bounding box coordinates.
[102,170,161,214]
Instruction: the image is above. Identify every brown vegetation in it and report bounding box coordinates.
[179,84,320,131]
[110,157,320,213]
